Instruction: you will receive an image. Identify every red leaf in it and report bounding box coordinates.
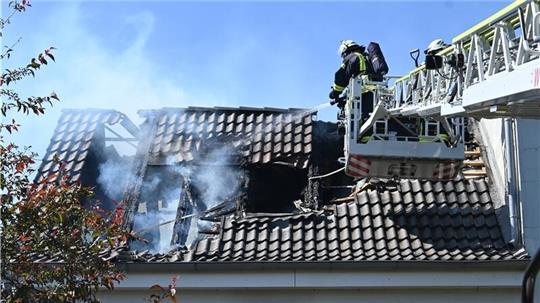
[150,284,165,291]
[15,161,27,173]
[71,228,80,237]
[115,272,126,281]
[112,206,124,225]
[19,234,31,241]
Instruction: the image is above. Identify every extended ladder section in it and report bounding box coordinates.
[390,0,540,118]
[342,0,540,180]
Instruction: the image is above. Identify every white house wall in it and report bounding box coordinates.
[98,265,525,302]
[477,118,506,207]
[477,118,540,255]
[101,288,519,303]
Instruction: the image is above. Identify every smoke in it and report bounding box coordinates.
[122,167,183,253]
[97,151,184,253]
[96,141,242,253]
[5,2,233,161]
[190,146,241,211]
[97,157,136,201]
[131,196,180,253]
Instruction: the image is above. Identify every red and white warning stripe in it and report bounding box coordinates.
[533,66,540,88]
[432,161,460,180]
[346,155,371,177]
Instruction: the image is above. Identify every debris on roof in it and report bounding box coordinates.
[188,178,525,262]
[35,107,527,263]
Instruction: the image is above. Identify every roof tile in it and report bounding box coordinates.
[35,109,127,183]
[190,179,527,262]
[139,107,313,168]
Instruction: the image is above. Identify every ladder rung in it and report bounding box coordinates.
[462,168,487,176]
[465,149,481,156]
[463,159,484,167]
[464,174,487,179]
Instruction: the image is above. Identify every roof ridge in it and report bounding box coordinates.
[138,106,311,116]
[61,108,121,113]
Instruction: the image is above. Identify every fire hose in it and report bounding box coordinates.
[308,167,345,180]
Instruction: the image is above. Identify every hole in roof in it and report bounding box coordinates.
[130,167,184,253]
[245,164,308,214]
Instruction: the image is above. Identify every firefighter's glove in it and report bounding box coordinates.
[337,98,346,108]
[329,89,341,101]
[331,96,346,108]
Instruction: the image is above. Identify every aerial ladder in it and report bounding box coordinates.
[341,0,540,181]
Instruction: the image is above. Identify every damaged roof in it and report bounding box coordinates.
[35,108,527,264]
[99,179,525,264]
[35,107,314,183]
[188,178,525,262]
[35,109,137,184]
[140,107,313,168]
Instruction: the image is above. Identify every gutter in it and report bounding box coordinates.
[119,259,530,273]
[504,118,523,249]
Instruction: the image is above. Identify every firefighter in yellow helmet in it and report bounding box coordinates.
[329,40,370,107]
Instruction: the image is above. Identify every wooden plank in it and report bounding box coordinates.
[463,159,485,167]
[462,168,487,176]
[465,149,482,156]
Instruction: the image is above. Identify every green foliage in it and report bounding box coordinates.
[0,1,130,302]
[0,150,129,302]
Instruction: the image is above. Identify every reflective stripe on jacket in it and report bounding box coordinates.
[332,52,368,92]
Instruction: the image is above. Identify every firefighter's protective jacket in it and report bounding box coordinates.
[332,52,369,93]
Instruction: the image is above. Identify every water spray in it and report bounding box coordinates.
[293,101,333,119]
[137,213,197,233]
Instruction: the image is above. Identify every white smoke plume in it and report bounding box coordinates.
[97,157,136,201]
[190,146,241,210]
[96,142,242,253]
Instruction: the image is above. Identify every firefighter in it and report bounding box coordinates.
[424,39,459,103]
[329,40,370,108]
[424,38,447,55]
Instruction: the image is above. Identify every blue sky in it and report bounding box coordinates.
[2,0,507,158]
